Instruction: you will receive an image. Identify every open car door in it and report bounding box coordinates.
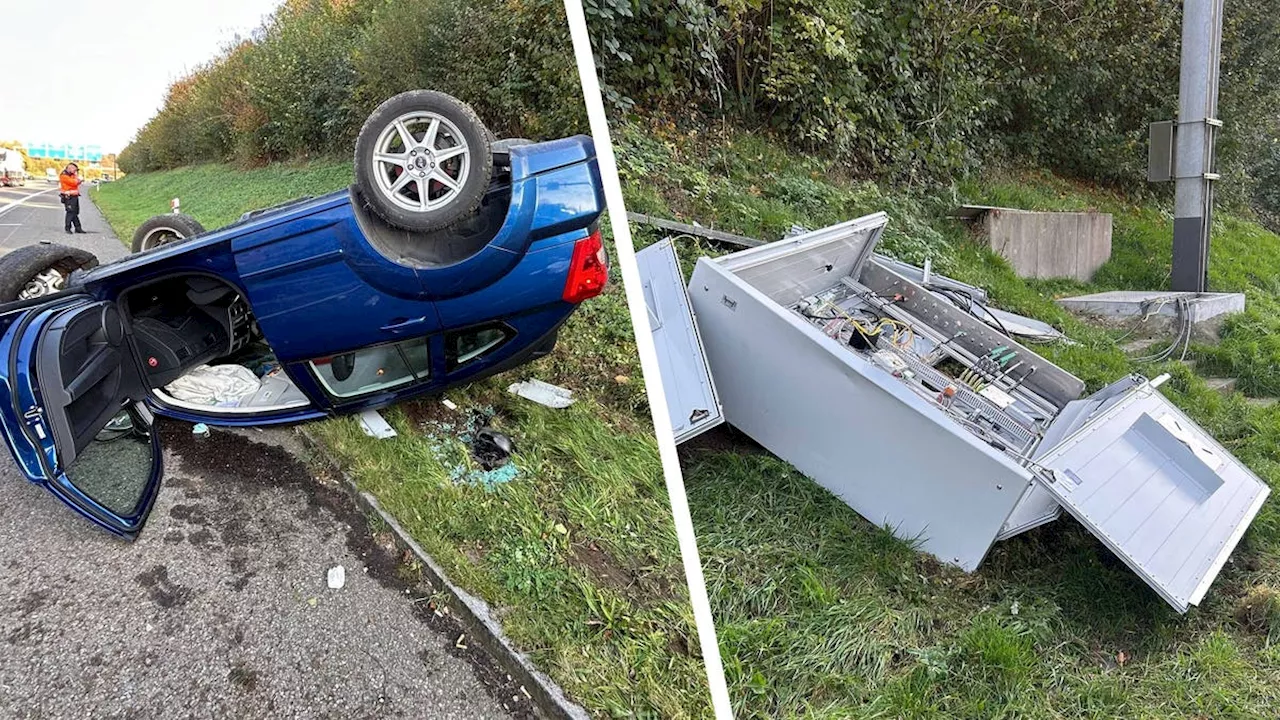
[637,239,724,443]
[0,297,162,539]
[1033,376,1269,613]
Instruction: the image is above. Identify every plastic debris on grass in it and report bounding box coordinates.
[472,428,515,469]
[358,409,397,439]
[418,405,521,490]
[507,379,575,408]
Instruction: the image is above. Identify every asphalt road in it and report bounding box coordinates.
[0,186,517,719]
[0,184,126,259]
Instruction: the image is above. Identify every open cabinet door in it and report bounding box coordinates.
[1,298,162,539]
[1034,376,1269,612]
[636,239,723,443]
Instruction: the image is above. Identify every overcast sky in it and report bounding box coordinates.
[2,0,282,154]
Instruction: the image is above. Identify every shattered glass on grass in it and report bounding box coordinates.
[419,406,520,490]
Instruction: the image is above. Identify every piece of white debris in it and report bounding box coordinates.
[327,565,346,590]
[442,398,458,411]
[507,379,575,409]
[357,409,397,439]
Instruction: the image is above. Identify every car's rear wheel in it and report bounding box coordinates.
[0,243,100,302]
[354,90,493,232]
[132,213,207,253]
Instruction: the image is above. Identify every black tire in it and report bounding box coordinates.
[131,213,206,253]
[354,91,493,232]
[0,243,100,302]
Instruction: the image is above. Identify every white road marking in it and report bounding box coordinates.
[0,187,58,219]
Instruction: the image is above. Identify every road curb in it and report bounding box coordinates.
[296,428,591,720]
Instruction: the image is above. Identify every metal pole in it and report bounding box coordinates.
[1171,0,1224,292]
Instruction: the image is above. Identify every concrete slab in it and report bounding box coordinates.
[1057,290,1245,340]
[1204,377,1238,394]
[1057,290,1244,322]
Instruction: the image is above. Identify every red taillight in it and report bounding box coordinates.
[562,229,608,303]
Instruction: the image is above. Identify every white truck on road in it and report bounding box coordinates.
[0,148,26,187]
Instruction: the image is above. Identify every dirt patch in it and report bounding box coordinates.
[400,397,464,429]
[570,543,635,592]
[569,542,680,606]
[680,423,766,459]
[1236,585,1280,638]
[462,542,486,566]
[157,419,537,720]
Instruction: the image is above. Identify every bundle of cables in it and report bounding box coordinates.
[958,345,1020,391]
[929,285,1020,340]
[804,299,917,350]
[1131,296,1193,363]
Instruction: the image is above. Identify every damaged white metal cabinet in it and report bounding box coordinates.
[681,214,1034,571]
[1033,383,1270,612]
[637,239,724,442]
[642,212,1270,613]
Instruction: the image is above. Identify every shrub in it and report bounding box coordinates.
[120,0,584,172]
[588,0,1280,203]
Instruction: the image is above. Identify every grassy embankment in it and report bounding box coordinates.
[92,164,712,718]
[618,123,1280,718]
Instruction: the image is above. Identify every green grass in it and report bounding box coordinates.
[92,160,355,242]
[93,160,711,718]
[616,121,1280,718]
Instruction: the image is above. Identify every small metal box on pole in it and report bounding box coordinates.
[1148,121,1176,183]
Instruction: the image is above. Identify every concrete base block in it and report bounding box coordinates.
[982,209,1112,281]
[1056,290,1245,340]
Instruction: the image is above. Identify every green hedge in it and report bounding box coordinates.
[588,0,1280,210]
[119,0,585,173]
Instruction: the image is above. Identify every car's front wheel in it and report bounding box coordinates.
[354,90,493,233]
[132,213,207,253]
[0,243,100,302]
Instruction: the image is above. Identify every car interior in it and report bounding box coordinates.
[119,275,310,413]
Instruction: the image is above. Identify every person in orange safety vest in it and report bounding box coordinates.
[59,162,86,234]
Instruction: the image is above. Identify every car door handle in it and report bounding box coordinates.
[381,316,429,335]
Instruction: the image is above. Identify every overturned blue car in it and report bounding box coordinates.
[0,91,607,539]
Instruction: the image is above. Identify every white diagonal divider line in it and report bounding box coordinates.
[0,187,59,219]
[560,2,733,717]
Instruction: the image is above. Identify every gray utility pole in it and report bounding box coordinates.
[1171,0,1225,292]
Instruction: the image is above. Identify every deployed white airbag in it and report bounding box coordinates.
[165,365,261,406]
